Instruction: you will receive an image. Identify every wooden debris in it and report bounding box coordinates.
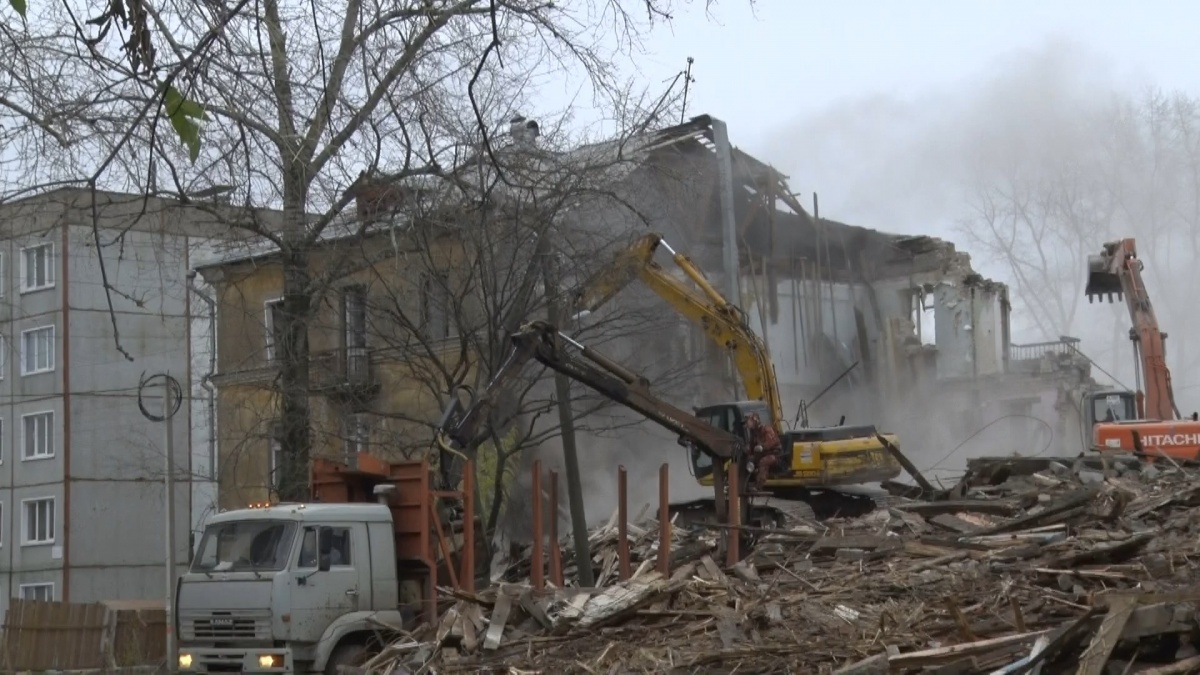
[367,456,1200,674]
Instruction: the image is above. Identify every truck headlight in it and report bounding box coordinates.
[259,654,283,668]
[178,653,194,669]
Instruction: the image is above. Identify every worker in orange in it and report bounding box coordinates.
[744,412,781,491]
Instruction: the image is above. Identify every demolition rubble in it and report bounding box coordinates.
[362,456,1200,674]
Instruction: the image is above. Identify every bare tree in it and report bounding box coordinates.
[338,140,700,536]
[955,88,1200,411]
[1,0,733,501]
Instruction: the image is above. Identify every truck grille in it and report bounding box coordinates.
[181,611,271,641]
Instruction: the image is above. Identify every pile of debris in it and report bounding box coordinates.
[364,456,1200,674]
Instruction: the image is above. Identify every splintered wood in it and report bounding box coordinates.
[364,456,1200,674]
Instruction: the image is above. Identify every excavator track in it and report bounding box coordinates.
[666,487,891,533]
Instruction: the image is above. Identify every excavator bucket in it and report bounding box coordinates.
[1085,241,1126,303]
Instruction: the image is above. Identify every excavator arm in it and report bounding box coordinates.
[574,233,784,426]
[1085,238,1179,421]
[437,320,745,462]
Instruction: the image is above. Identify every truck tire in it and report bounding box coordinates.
[325,642,369,675]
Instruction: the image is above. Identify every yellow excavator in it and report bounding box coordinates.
[572,233,903,517]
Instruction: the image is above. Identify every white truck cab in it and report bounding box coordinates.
[177,502,408,674]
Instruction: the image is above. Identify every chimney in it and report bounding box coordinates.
[510,115,540,149]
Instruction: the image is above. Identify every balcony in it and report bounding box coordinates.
[1009,337,1080,362]
[311,346,380,399]
[1008,336,1089,376]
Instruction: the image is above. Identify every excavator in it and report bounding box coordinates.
[569,232,903,515]
[1084,237,1200,461]
[439,320,867,532]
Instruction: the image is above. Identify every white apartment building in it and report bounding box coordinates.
[0,187,241,611]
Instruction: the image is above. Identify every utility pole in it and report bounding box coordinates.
[542,253,595,587]
[164,375,178,674]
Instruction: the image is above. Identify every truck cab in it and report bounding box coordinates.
[177,503,406,674]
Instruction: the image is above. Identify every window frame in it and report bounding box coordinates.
[267,422,283,491]
[20,325,56,376]
[21,497,55,546]
[20,411,54,461]
[19,242,55,294]
[341,413,369,457]
[263,297,285,363]
[420,273,454,341]
[296,526,353,569]
[18,583,54,602]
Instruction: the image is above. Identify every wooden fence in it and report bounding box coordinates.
[1,598,166,671]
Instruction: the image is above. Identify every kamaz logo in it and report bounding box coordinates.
[1142,434,1200,447]
[209,618,234,626]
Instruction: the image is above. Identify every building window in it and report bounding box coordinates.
[19,583,53,601]
[342,413,369,458]
[21,326,55,375]
[264,298,285,363]
[22,498,55,545]
[268,422,283,491]
[421,274,453,340]
[342,286,368,350]
[22,412,53,461]
[20,243,54,293]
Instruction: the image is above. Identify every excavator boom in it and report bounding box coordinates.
[575,233,784,427]
[1083,237,1200,462]
[439,320,744,463]
[1085,238,1178,421]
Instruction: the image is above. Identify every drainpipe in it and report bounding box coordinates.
[186,272,217,482]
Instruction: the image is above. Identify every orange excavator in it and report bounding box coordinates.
[1084,237,1200,461]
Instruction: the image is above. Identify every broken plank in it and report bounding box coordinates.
[1048,532,1155,568]
[896,500,1021,517]
[482,592,512,650]
[930,514,981,534]
[1074,595,1137,675]
[810,535,901,552]
[975,487,1099,536]
[832,653,888,674]
[576,572,671,630]
[889,630,1053,668]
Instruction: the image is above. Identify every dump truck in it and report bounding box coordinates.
[569,232,903,516]
[175,454,477,674]
[1084,237,1200,460]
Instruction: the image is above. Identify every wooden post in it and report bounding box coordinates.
[617,466,631,580]
[531,460,544,590]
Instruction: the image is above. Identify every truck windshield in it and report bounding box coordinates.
[191,520,296,573]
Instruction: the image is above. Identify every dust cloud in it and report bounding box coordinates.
[498,39,1200,540]
[756,37,1200,476]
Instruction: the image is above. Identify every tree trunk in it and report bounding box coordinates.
[277,187,314,500]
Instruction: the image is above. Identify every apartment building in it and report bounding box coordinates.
[0,187,241,612]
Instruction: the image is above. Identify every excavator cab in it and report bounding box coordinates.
[688,401,773,479]
[1082,390,1138,429]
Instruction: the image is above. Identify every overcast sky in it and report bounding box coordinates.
[539,1,1199,237]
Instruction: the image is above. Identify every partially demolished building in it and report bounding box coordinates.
[564,114,1096,475]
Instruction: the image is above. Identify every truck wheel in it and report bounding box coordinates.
[325,642,369,675]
